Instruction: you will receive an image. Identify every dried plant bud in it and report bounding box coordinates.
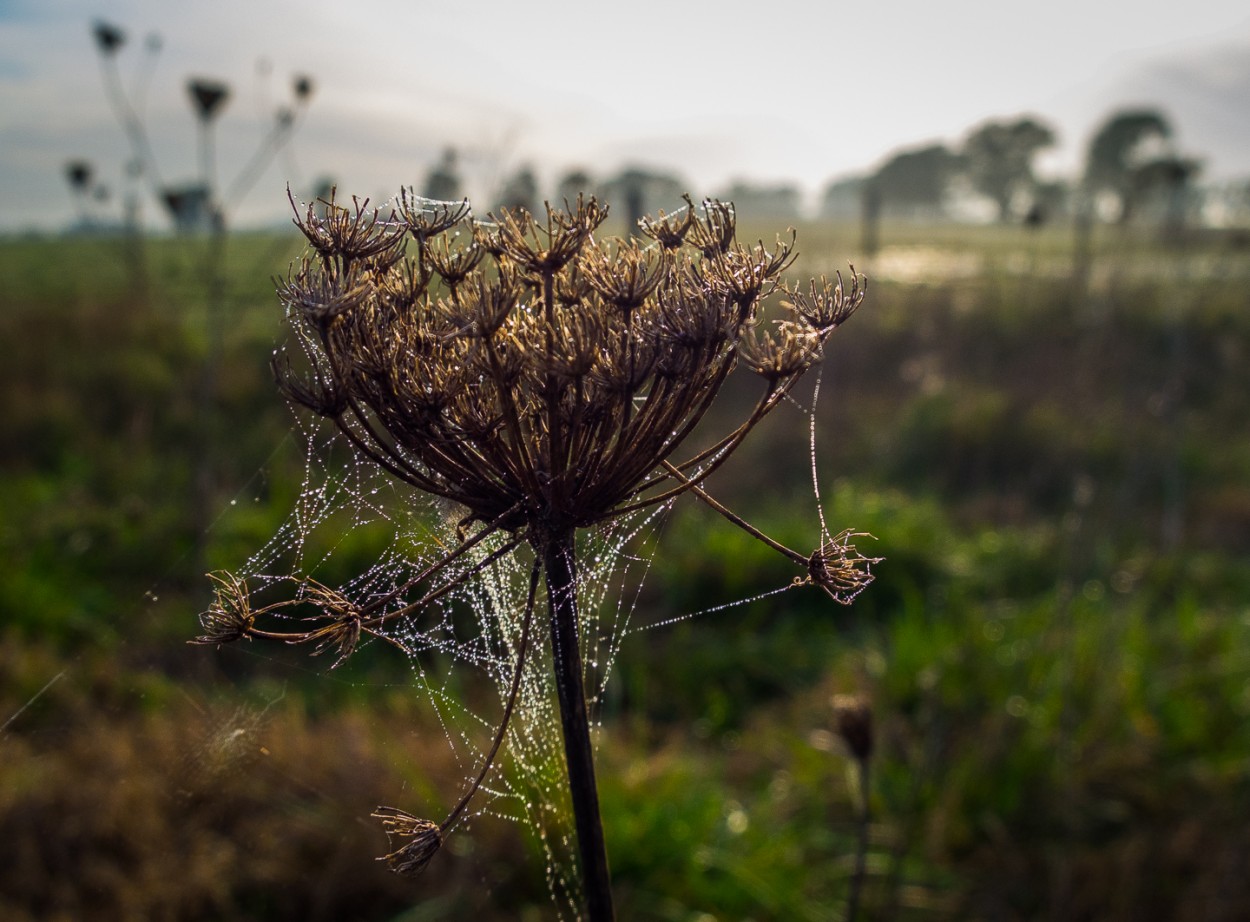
[306,613,363,667]
[372,807,444,877]
[655,279,736,351]
[554,261,592,306]
[587,326,659,398]
[375,258,434,315]
[272,351,348,418]
[580,239,669,313]
[290,187,407,264]
[277,259,373,328]
[397,187,470,240]
[704,233,797,306]
[426,234,485,290]
[740,321,821,381]
[193,572,255,645]
[783,268,867,332]
[299,582,365,667]
[546,305,606,381]
[831,694,874,762]
[687,199,737,257]
[487,199,607,275]
[638,194,696,249]
[804,530,882,604]
[452,273,521,339]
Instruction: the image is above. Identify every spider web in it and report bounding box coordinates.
[228,405,683,917]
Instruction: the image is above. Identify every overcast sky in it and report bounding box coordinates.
[2,0,1249,232]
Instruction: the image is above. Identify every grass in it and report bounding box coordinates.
[2,219,1249,919]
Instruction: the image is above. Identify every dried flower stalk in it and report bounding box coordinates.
[196,190,875,921]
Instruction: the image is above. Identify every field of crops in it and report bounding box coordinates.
[3,216,1249,921]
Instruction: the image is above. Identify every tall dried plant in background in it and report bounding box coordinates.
[196,191,877,920]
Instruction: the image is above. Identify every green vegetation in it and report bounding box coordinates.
[2,220,1249,920]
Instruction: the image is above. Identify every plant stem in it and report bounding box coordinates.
[846,754,871,922]
[544,531,615,922]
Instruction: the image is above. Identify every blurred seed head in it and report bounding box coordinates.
[92,21,126,56]
[65,160,94,192]
[831,694,874,762]
[187,78,231,122]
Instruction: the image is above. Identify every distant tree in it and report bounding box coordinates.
[600,167,686,233]
[1083,109,1172,224]
[422,148,462,202]
[1132,155,1203,238]
[820,175,867,221]
[962,116,1056,222]
[494,164,539,213]
[713,181,801,221]
[869,144,963,219]
[554,168,595,207]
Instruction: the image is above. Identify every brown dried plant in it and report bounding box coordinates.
[195,190,875,921]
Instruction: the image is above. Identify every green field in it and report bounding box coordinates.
[3,218,1250,921]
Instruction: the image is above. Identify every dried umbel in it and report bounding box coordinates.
[196,190,875,920]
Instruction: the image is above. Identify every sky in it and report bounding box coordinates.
[2,0,1249,232]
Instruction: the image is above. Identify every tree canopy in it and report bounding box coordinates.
[962,117,1056,222]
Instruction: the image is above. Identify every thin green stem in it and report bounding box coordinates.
[846,754,871,922]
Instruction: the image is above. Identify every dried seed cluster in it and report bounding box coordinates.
[274,191,864,540]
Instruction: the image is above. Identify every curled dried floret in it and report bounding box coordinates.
[277,258,372,328]
[740,321,822,381]
[290,187,407,264]
[299,581,365,667]
[193,572,255,645]
[272,351,348,418]
[801,531,883,603]
[426,234,485,290]
[486,198,608,275]
[372,807,444,877]
[580,238,669,313]
[783,268,867,332]
[687,199,737,257]
[638,194,696,249]
[397,187,470,241]
[704,233,797,306]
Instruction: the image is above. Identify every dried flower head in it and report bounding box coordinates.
[290,187,407,265]
[804,530,883,604]
[193,571,255,646]
[205,191,875,916]
[638,194,697,249]
[371,807,444,877]
[783,268,867,332]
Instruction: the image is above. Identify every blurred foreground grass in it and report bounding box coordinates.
[2,221,1250,920]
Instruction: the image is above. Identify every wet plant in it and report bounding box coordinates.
[195,190,877,920]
